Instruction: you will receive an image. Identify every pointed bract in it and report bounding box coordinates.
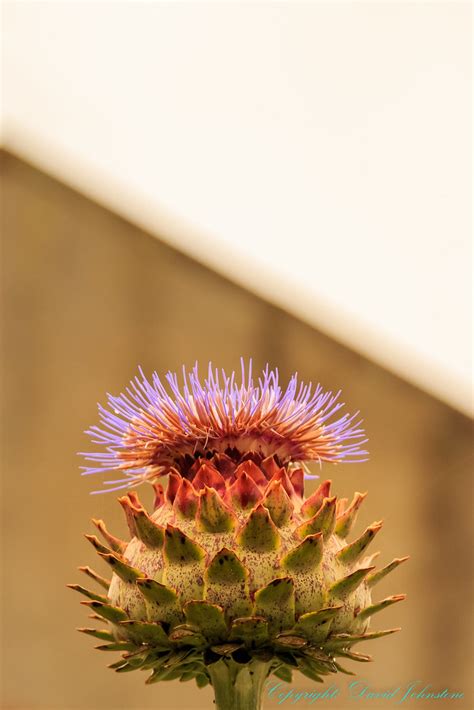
[168,625,206,648]
[227,472,261,510]
[95,641,136,652]
[163,525,206,564]
[362,551,381,568]
[205,549,252,619]
[367,557,410,587]
[119,493,165,548]
[197,486,236,533]
[136,578,178,605]
[357,595,406,622]
[329,566,375,599]
[212,453,237,479]
[152,482,165,510]
[336,649,373,663]
[81,600,128,623]
[261,480,294,527]
[192,463,226,495]
[92,519,127,554]
[335,497,348,518]
[136,578,182,627]
[281,533,323,573]
[78,565,110,591]
[206,548,247,585]
[261,455,282,479]
[294,606,343,642]
[67,584,108,603]
[166,471,181,504]
[117,495,139,537]
[297,496,337,539]
[266,466,295,500]
[184,601,228,643]
[173,478,198,519]
[236,504,281,552]
[98,552,145,584]
[254,577,295,634]
[300,480,331,519]
[133,511,164,549]
[84,533,113,557]
[346,628,401,644]
[337,522,383,565]
[119,620,171,647]
[78,627,114,642]
[335,492,367,538]
[234,460,268,488]
[289,467,304,497]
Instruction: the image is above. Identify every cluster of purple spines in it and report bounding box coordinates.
[81,360,368,492]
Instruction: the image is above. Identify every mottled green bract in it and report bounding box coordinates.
[71,454,407,710]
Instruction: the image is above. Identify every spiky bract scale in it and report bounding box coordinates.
[72,454,407,689]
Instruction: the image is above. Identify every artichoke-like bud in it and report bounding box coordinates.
[71,362,407,710]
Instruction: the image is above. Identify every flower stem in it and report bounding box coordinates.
[208,659,271,710]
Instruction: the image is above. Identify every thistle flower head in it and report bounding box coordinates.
[73,361,406,702]
[82,360,367,491]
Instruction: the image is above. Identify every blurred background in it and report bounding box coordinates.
[1,2,472,709]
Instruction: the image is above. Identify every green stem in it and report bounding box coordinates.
[208,659,271,710]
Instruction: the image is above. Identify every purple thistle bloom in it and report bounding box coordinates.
[80,359,368,491]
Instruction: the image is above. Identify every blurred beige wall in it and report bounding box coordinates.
[1,150,473,709]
